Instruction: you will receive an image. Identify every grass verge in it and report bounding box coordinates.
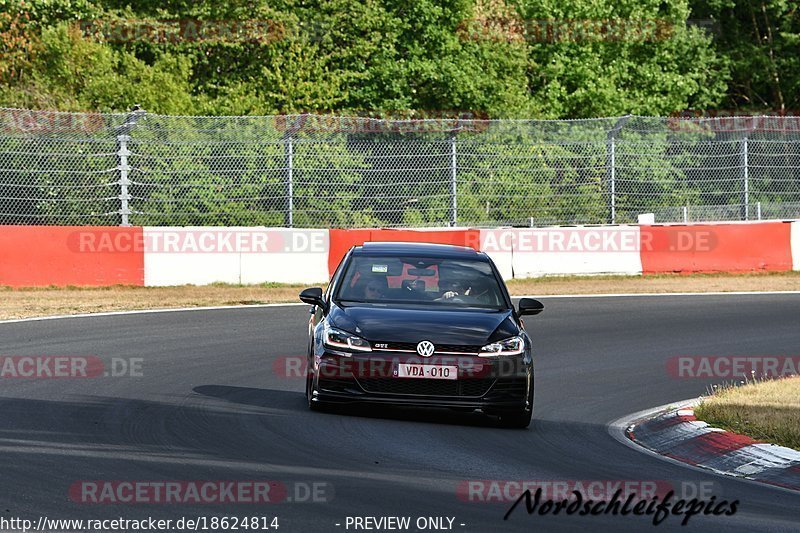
[694,376,800,451]
[1,270,799,321]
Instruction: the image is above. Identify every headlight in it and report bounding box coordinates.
[324,323,372,353]
[479,335,524,356]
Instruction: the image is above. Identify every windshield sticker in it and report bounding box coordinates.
[372,264,388,273]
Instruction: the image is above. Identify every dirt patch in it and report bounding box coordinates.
[506,271,800,295]
[1,271,799,321]
[0,284,305,320]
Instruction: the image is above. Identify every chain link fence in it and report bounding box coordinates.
[2,108,800,227]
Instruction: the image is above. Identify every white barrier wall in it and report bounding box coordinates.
[240,229,329,284]
[139,223,795,286]
[478,230,513,280]
[481,227,644,278]
[143,227,329,286]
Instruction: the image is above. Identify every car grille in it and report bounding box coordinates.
[356,377,495,397]
[377,341,482,354]
[491,378,528,397]
[318,376,350,393]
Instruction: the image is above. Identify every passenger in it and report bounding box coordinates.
[362,277,388,300]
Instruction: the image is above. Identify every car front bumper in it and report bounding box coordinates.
[310,351,532,411]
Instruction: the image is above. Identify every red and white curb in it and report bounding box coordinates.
[621,402,800,492]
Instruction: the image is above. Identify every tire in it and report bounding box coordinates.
[306,361,322,411]
[306,376,315,410]
[497,381,533,429]
[497,409,532,429]
[307,361,335,413]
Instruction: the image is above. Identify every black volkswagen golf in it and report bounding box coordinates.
[299,242,544,428]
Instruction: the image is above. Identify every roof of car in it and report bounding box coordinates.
[352,241,483,259]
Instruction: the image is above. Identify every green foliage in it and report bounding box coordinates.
[457,130,607,224]
[0,21,196,112]
[0,0,738,116]
[689,0,800,111]
[518,0,728,117]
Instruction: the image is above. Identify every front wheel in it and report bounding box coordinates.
[497,382,533,429]
[497,408,532,429]
[306,364,322,411]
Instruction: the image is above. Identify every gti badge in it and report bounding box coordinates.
[416,340,435,357]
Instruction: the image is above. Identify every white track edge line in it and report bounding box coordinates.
[2,290,799,325]
[534,290,800,298]
[0,302,307,325]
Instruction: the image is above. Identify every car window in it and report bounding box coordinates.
[336,256,506,308]
[325,252,348,301]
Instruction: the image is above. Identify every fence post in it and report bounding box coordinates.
[606,115,631,224]
[117,135,131,227]
[449,130,457,226]
[742,136,749,221]
[284,132,293,228]
[115,106,144,226]
[609,135,616,224]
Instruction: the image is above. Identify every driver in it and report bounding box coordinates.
[436,276,467,301]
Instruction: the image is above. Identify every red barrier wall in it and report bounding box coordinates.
[0,226,144,287]
[327,229,481,276]
[1,223,795,287]
[639,222,793,274]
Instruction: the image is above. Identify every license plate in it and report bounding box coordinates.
[395,364,458,380]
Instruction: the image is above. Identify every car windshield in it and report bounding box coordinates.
[336,255,507,309]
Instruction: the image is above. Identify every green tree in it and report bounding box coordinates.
[689,0,800,111]
[516,0,729,117]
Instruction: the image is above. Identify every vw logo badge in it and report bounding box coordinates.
[416,340,435,357]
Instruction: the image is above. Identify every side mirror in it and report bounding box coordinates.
[299,287,327,312]
[518,298,544,316]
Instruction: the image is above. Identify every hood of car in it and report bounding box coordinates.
[328,304,519,346]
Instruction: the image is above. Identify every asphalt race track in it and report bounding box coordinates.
[1,294,799,532]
